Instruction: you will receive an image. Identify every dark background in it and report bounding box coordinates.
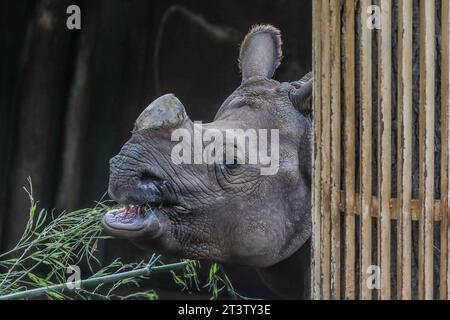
[0,0,312,298]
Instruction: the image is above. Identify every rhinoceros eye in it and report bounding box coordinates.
[224,157,240,170]
[222,144,242,170]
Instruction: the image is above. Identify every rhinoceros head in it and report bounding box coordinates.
[103,25,312,268]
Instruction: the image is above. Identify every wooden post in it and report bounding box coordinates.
[419,0,436,300]
[320,0,332,299]
[330,0,342,300]
[441,0,450,301]
[344,0,356,300]
[379,0,392,300]
[360,0,373,300]
[312,0,323,300]
[398,0,413,300]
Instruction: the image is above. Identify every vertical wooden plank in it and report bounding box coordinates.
[379,0,392,300]
[360,0,372,300]
[418,0,426,299]
[420,0,436,300]
[399,0,413,300]
[441,0,450,301]
[320,0,332,300]
[330,0,342,300]
[376,0,382,300]
[396,0,404,300]
[344,0,356,300]
[312,0,323,300]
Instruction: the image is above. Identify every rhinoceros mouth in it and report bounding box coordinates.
[102,202,191,239]
[103,178,192,238]
[103,205,150,231]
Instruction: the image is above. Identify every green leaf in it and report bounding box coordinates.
[47,290,64,300]
[28,273,50,287]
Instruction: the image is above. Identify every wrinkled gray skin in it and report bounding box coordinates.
[102,25,313,299]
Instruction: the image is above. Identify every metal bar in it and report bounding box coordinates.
[330,0,342,300]
[311,0,323,300]
[360,0,372,300]
[441,0,450,301]
[344,0,356,300]
[379,0,392,300]
[419,0,436,300]
[398,0,413,300]
[320,0,332,300]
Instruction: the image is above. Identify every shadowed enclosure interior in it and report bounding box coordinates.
[312,0,450,300]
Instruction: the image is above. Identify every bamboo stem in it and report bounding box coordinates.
[0,261,189,300]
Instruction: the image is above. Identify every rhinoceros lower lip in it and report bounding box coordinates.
[102,206,149,232]
[102,203,190,238]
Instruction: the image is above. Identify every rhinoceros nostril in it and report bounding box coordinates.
[137,166,164,184]
[140,171,155,184]
[138,169,163,185]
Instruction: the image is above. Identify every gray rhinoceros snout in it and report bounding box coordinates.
[108,155,137,204]
[108,156,167,206]
[108,173,150,206]
[134,94,188,131]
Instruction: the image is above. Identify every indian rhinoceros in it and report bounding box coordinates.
[102,25,313,299]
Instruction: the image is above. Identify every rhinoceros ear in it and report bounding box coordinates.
[239,25,283,82]
[289,72,313,115]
